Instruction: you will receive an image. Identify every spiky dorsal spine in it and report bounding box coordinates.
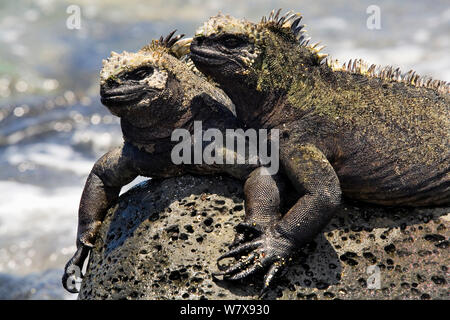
[259,10,328,64]
[259,9,449,95]
[141,30,192,59]
[326,57,450,94]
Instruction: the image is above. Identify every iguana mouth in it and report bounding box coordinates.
[100,84,147,106]
[101,92,145,106]
[190,46,227,66]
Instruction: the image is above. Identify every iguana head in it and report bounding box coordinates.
[190,13,261,82]
[99,31,193,128]
[190,10,325,112]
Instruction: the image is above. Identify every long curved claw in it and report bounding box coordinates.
[62,245,90,293]
[226,262,264,280]
[214,226,296,297]
[259,263,283,299]
[214,252,258,277]
[217,240,262,263]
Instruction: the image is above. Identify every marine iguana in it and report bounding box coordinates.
[190,10,450,292]
[62,32,286,293]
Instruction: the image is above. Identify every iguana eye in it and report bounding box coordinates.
[221,36,241,49]
[126,66,154,81]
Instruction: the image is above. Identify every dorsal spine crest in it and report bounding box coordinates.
[257,9,449,95]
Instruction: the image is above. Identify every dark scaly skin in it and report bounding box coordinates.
[190,11,450,293]
[62,33,287,293]
[228,167,286,248]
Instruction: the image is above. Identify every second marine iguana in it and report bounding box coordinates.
[190,10,450,291]
[62,32,286,293]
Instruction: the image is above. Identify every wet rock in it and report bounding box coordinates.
[78,175,450,300]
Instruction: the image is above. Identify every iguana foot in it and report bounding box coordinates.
[214,227,295,297]
[62,244,91,293]
[229,222,263,249]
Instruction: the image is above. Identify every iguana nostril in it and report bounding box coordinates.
[194,36,205,46]
[105,78,119,89]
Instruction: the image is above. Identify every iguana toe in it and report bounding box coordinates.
[215,227,294,296]
[259,263,284,298]
[217,240,263,263]
[62,245,90,293]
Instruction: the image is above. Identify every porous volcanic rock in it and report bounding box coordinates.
[78,175,449,300]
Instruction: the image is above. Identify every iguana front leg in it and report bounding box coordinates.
[62,144,139,293]
[230,167,285,247]
[216,144,342,296]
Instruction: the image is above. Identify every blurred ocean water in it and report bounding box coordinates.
[0,0,448,299]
